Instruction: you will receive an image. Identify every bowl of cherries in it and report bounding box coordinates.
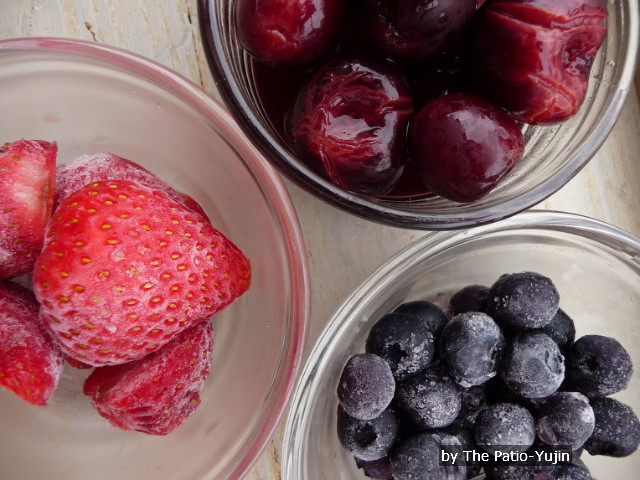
[282,210,640,479]
[199,0,637,229]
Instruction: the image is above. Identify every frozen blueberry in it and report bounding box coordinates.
[440,311,506,387]
[533,309,576,354]
[365,312,435,381]
[395,366,461,430]
[565,334,633,396]
[535,392,595,450]
[337,353,395,420]
[551,463,595,480]
[584,396,640,457]
[390,432,466,480]
[354,456,393,480]
[337,406,400,461]
[475,403,536,455]
[500,332,565,398]
[449,284,490,316]
[393,300,449,341]
[486,272,560,330]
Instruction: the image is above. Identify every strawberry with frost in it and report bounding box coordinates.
[55,152,208,218]
[33,180,251,366]
[0,139,57,279]
[84,320,214,435]
[0,280,64,405]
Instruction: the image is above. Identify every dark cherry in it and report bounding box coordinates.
[409,92,524,203]
[290,57,413,195]
[466,0,608,125]
[235,0,345,65]
[365,0,477,63]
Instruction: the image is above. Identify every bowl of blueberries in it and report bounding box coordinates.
[198,0,638,229]
[282,210,640,479]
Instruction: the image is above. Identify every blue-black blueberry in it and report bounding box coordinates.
[499,332,565,398]
[365,311,435,381]
[337,353,395,420]
[440,311,506,387]
[337,405,400,461]
[486,272,559,330]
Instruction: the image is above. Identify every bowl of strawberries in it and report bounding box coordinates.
[0,37,309,480]
[199,0,638,229]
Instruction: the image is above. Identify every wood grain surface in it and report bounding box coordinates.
[1,1,639,479]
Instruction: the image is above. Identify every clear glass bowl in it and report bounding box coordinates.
[0,37,310,480]
[198,0,638,229]
[283,210,640,479]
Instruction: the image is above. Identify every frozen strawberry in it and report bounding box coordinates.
[55,153,208,218]
[33,180,251,366]
[0,139,57,279]
[83,320,214,435]
[0,280,64,405]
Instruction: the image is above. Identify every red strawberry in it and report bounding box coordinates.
[83,320,214,435]
[0,139,57,279]
[55,153,209,219]
[33,180,251,366]
[0,280,64,405]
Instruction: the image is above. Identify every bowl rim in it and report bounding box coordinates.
[0,36,311,480]
[197,0,640,230]
[281,209,640,479]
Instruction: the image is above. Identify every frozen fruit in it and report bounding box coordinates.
[486,272,560,330]
[0,139,57,279]
[290,57,413,195]
[337,405,400,461]
[393,300,448,341]
[395,365,461,429]
[583,396,640,457]
[565,334,633,396]
[33,180,251,366]
[466,0,608,125]
[440,311,506,387]
[500,332,565,398]
[533,308,575,354]
[449,284,489,316]
[410,92,524,203]
[83,320,214,435]
[390,432,467,480]
[365,312,434,381]
[535,392,595,450]
[474,402,536,455]
[235,0,345,65]
[337,353,395,420]
[365,0,476,63]
[0,281,64,405]
[54,152,208,218]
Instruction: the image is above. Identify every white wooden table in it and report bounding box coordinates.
[2,1,640,478]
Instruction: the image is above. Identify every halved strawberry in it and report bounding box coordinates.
[33,180,250,366]
[83,320,214,435]
[55,152,208,219]
[0,280,64,405]
[0,139,57,279]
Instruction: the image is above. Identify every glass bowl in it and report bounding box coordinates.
[283,210,640,479]
[198,0,638,229]
[0,37,310,480]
